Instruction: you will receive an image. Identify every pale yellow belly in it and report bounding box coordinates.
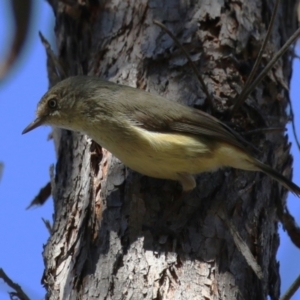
[114,135,216,180]
[89,125,252,182]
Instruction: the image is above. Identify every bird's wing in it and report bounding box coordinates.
[127,100,250,153]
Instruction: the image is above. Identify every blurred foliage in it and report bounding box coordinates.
[0,0,32,82]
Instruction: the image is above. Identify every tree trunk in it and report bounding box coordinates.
[43,0,297,299]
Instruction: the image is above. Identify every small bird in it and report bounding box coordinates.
[22,76,300,195]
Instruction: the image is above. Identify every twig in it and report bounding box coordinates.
[153,20,213,109]
[280,274,300,300]
[218,209,263,280]
[231,27,300,115]
[0,268,30,300]
[232,0,280,115]
[242,127,286,136]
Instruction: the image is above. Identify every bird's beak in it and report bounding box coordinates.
[22,117,45,134]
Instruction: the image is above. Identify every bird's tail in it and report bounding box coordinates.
[253,159,300,196]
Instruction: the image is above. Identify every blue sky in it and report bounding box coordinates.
[0,1,299,299]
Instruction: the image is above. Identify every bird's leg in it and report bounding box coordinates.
[177,172,196,192]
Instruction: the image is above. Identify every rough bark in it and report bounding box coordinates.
[43,0,297,299]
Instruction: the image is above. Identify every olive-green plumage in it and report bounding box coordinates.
[22,76,300,194]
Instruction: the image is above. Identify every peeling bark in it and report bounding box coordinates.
[43,0,297,299]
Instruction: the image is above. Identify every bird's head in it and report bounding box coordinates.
[22,76,109,135]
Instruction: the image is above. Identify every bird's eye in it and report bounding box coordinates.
[48,99,57,109]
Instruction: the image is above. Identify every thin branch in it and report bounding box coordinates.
[242,126,286,136]
[218,209,263,280]
[0,268,30,300]
[232,0,280,115]
[280,274,300,300]
[153,20,213,109]
[231,27,300,115]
